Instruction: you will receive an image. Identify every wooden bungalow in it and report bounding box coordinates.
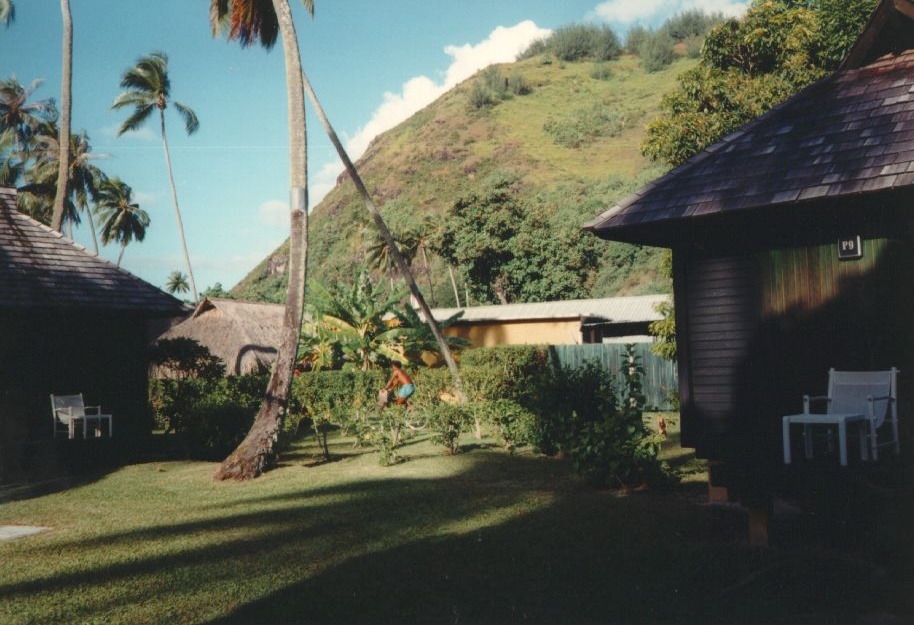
[429,295,668,347]
[155,297,285,375]
[0,187,185,476]
[585,0,914,513]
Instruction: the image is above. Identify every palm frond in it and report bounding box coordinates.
[174,102,199,135]
[116,104,155,136]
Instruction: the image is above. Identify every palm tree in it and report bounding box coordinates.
[210,0,313,480]
[0,0,14,27]
[95,177,149,267]
[51,0,73,234]
[0,77,54,154]
[111,51,200,303]
[165,270,190,296]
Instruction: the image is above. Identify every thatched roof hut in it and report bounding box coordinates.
[156,298,285,375]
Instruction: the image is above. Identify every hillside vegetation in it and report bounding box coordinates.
[233,51,698,305]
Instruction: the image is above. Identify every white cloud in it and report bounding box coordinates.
[593,0,748,27]
[257,199,289,226]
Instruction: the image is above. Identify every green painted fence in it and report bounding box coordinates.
[548,343,678,411]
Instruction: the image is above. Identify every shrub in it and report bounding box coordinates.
[426,402,471,455]
[149,375,265,460]
[544,104,627,148]
[468,81,496,110]
[639,31,677,73]
[550,24,621,62]
[589,62,613,81]
[483,399,537,451]
[507,71,531,95]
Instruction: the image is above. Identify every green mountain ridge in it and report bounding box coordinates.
[232,53,695,305]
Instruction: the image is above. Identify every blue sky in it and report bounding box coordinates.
[0,0,747,294]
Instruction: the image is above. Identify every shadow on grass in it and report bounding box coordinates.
[3,445,912,625]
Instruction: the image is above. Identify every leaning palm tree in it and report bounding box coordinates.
[299,72,468,408]
[210,0,313,480]
[50,0,72,233]
[111,51,200,302]
[165,270,190,296]
[95,177,149,267]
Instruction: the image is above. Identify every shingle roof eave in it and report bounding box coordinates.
[0,188,185,314]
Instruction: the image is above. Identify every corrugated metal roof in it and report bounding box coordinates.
[430,294,668,324]
[585,4,914,245]
[0,187,185,314]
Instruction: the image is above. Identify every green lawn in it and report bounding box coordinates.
[0,424,911,625]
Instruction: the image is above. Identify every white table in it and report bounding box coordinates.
[782,412,868,466]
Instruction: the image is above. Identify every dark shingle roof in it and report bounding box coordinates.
[586,48,914,245]
[0,187,185,314]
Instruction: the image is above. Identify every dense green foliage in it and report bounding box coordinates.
[642,0,878,167]
[431,171,655,304]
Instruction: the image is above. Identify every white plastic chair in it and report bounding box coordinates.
[50,394,113,439]
[782,368,898,466]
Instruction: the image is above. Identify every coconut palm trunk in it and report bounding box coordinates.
[159,108,199,303]
[215,0,309,480]
[50,0,71,233]
[299,72,468,411]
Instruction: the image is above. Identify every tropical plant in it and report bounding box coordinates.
[50,0,72,233]
[112,51,200,302]
[94,176,149,266]
[165,270,190,296]
[209,0,314,480]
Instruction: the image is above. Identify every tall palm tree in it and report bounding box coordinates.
[210,0,313,480]
[111,51,200,302]
[51,0,72,234]
[0,0,14,27]
[165,270,190,296]
[95,177,149,267]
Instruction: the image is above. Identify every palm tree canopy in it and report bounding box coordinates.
[209,0,314,49]
[0,77,55,149]
[165,270,190,295]
[112,52,199,136]
[95,177,149,247]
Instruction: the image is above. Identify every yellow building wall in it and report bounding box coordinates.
[444,319,582,347]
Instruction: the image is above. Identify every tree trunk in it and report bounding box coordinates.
[300,71,467,406]
[50,0,71,233]
[215,0,308,481]
[160,110,199,304]
[448,265,461,308]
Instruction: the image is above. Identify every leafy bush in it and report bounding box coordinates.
[149,375,265,460]
[483,399,537,451]
[507,71,531,96]
[149,337,225,380]
[544,104,627,148]
[425,402,471,455]
[639,31,677,73]
[589,62,613,81]
[468,81,496,110]
[549,24,621,62]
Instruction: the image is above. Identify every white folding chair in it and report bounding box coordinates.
[50,393,114,439]
[782,368,898,466]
